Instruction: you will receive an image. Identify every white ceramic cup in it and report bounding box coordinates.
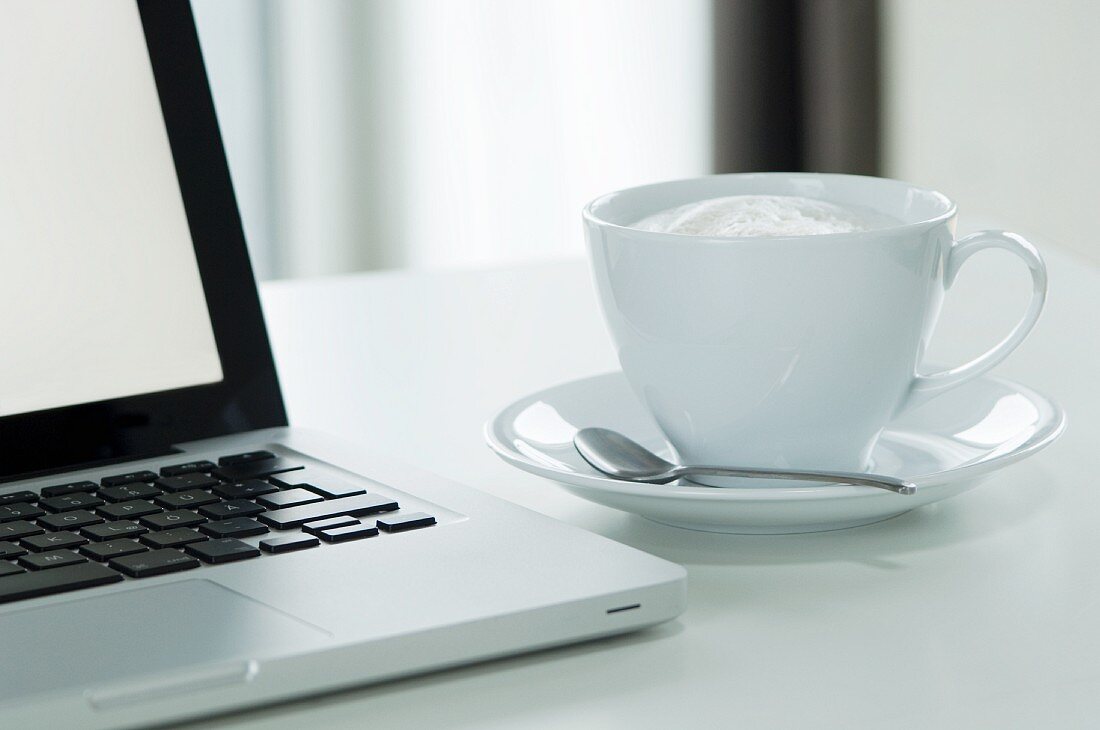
[583,173,1047,485]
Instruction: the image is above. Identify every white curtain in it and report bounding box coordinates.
[194,0,713,280]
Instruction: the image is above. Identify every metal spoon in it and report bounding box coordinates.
[573,427,916,495]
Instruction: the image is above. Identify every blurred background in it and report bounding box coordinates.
[192,0,1099,281]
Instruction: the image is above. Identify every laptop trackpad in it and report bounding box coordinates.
[0,579,331,706]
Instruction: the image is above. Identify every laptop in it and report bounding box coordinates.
[0,2,686,728]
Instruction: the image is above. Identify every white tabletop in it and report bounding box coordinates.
[192,243,1098,729]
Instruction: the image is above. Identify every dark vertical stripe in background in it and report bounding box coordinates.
[713,0,803,172]
[712,0,881,175]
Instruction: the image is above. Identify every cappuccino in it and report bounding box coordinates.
[633,194,895,237]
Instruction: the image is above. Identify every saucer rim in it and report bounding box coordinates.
[485,371,1066,502]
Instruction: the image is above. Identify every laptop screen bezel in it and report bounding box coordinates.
[0,0,287,481]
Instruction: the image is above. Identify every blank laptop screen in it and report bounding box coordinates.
[0,1,223,418]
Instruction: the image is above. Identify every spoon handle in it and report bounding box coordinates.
[676,466,917,495]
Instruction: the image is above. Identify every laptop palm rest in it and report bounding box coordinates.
[0,579,331,707]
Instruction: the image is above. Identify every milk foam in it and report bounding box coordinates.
[633,194,887,237]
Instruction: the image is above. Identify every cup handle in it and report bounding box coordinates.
[906,230,1047,409]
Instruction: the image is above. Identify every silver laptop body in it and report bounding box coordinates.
[1,428,685,729]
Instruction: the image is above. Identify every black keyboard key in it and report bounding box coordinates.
[256,488,322,510]
[0,561,24,578]
[0,503,45,522]
[159,460,216,477]
[259,534,320,554]
[40,480,99,498]
[270,470,367,499]
[217,450,275,466]
[300,481,367,499]
[100,483,162,502]
[80,539,148,562]
[101,470,159,487]
[199,500,265,520]
[39,510,104,531]
[0,521,44,540]
[140,528,207,549]
[199,517,268,539]
[0,541,27,560]
[317,524,379,543]
[109,548,199,578]
[22,531,88,552]
[0,491,38,506]
[0,562,122,603]
[377,513,437,533]
[267,471,314,489]
[98,500,162,521]
[302,515,359,535]
[155,490,220,510]
[213,480,279,500]
[82,521,148,542]
[260,493,399,530]
[186,538,261,564]
[213,457,303,483]
[155,473,221,492]
[19,549,86,571]
[40,493,102,513]
[140,510,206,530]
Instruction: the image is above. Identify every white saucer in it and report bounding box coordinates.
[485,372,1065,533]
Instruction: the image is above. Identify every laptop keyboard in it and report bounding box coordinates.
[0,450,436,605]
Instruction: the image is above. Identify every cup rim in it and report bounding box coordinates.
[582,172,958,242]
